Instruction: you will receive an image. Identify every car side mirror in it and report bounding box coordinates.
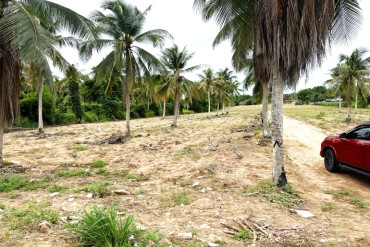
[339,132,347,138]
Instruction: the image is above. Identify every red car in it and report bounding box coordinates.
[320,124,370,175]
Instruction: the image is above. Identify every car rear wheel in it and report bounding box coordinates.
[324,149,341,172]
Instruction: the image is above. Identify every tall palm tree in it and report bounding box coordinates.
[338,49,370,121]
[160,45,202,127]
[198,68,215,118]
[194,0,362,187]
[80,0,172,136]
[216,68,236,114]
[0,0,95,167]
[325,64,345,113]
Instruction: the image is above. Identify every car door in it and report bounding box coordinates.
[339,127,370,167]
[361,130,370,171]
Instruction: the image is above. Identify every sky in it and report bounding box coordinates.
[51,0,370,94]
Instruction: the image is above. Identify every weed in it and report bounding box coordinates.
[2,160,11,166]
[71,206,159,246]
[94,168,109,176]
[119,172,149,182]
[321,201,336,212]
[56,169,91,177]
[178,178,192,187]
[235,230,253,240]
[75,182,111,198]
[3,202,58,230]
[159,191,191,207]
[75,145,87,151]
[315,112,326,120]
[0,203,5,210]
[48,184,69,193]
[90,160,106,168]
[349,197,368,209]
[248,179,304,207]
[0,175,48,192]
[7,193,18,199]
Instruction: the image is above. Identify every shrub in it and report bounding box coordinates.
[74,182,111,198]
[83,111,99,123]
[182,109,194,115]
[15,117,37,128]
[72,206,139,246]
[145,110,155,118]
[131,103,147,118]
[55,110,78,125]
[90,160,106,168]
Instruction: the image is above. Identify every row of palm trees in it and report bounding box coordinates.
[326,48,370,121]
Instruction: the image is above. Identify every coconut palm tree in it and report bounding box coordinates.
[198,68,216,118]
[160,45,202,127]
[194,0,362,187]
[338,49,370,121]
[0,0,95,167]
[216,68,236,114]
[325,64,345,113]
[80,0,172,136]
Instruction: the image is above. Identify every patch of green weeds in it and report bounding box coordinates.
[0,175,49,192]
[315,112,326,120]
[90,160,106,168]
[235,230,253,240]
[176,146,201,160]
[75,145,87,151]
[158,191,191,207]
[0,203,5,210]
[118,172,149,182]
[248,179,304,207]
[56,169,91,177]
[74,182,111,198]
[94,168,109,176]
[349,197,368,209]
[3,202,58,230]
[321,201,336,212]
[7,193,18,199]
[48,184,69,193]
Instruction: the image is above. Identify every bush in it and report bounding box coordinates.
[83,111,99,123]
[145,110,155,118]
[132,103,146,118]
[72,206,140,246]
[182,109,194,115]
[55,110,78,125]
[15,117,37,128]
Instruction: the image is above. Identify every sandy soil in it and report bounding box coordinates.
[0,105,369,247]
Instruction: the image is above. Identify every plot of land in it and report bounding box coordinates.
[0,105,369,246]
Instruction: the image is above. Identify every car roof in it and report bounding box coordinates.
[347,124,370,132]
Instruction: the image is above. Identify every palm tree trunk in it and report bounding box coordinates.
[355,92,358,114]
[38,74,44,133]
[124,78,131,136]
[207,90,211,118]
[171,82,180,127]
[338,98,342,113]
[216,101,219,116]
[0,126,3,168]
[346,78,353,122]
[162,100,166,119]
[222,102,225,114]
[262,81,270,137]
[147,98,150,110]
[271,77,288,187]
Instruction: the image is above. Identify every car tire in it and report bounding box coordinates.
[324,149,341,172]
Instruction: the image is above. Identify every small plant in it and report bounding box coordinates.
[90,160,106,168]
[75,182,111,198]
[350,197,368,209]
[0,203,5,210]
[321,201,336,212]
[3,202,58,230]
[159,191,191,207]
[248,179,304,207]
[71,206,155,246]
[75,145,87,151]
[315,112,326,120]
[48,184,69,193]
[235,230,253,240]
[94,168,109,176]
[119,172,149,182]
[0,175,48,192]
[56,169,91,177]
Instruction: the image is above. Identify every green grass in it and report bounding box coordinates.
[0,203,5,210]
[74,182,111,198]
[75,145,87,151]
[321,201,336,212]
[158,191,191,207]
[235,230,253,240]
[0,175,49,192]
[90,160,106,168]
[349,197,368,209]
[324,188,368,209]
[94,168,109,176]
[71,206,164,247]
[56,169,91,177]
[248,179,304,207]
[118,172,149,182]
[3,202,58,230]
[48,184,70,193]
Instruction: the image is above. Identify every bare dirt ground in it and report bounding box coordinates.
[0,105,369,247]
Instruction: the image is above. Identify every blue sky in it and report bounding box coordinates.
[52,0,370,94]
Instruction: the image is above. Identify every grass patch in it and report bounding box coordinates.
[74,182,111,198]
[235,230,253,240]
[0,203,5,210]
[321,201,336,212]
[90,160,106,168]
[48,184,70,193]
[3,202,58,230]
[117,172,149,182]
[71,205,164,247]
[56,169,91,178]
[349,197,368,209]
[0,175,49,192]
[75,145,87,151]
[94,168,109,176]
[158,191,191,207]
[248,179,304,207]
[176,146,201,160]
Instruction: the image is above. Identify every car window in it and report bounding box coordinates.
[347,127,370,140]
